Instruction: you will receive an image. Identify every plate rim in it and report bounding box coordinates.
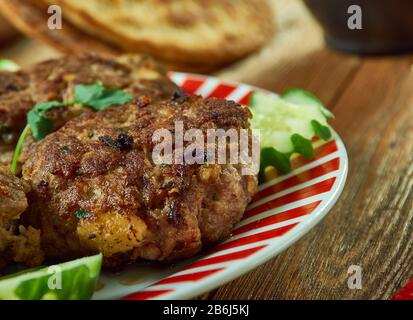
[96,72,349,300]
[146,132,348,300]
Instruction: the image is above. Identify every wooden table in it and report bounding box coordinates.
[1,0,412,300]
[216,1,412,300]
[213,50,413,300]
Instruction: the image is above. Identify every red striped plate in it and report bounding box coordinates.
[93,73,348,300]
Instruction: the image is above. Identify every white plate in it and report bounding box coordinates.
[93,73,348,300]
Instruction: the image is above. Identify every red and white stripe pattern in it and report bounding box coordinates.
[100,73,348,300]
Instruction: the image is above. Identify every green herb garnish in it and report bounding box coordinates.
[74,83,132,111]
[0,59,20,72]
[10,124,30,175]
[10,83,132,174]
[74,209,89,219]
[28,101,66,141]
[10,101,65,174]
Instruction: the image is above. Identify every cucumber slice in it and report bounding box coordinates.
[250,92,330,152]
[0,254,102,300]
[282,88,334,119]
[0,59,20,72]
[249,91,333,179]
[291,134,314,159]
[311,120,332,140]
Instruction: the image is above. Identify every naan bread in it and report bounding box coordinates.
[0,0,274,70]
[0,0,117,55]
[42,0,274,66]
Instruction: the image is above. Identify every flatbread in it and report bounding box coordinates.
[0,0,118,55]
[0,0,274,70]
[43,0,274,66]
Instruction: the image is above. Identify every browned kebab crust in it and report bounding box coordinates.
[0,167,44,269]
[23,94,258,268]
[0,72,33,147]
[0,53,178,166]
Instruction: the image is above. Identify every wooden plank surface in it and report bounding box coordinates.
[0,0,412,300]
[212,56,413,300]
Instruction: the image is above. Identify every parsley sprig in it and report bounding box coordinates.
[74,83,132,111]
[28,101,66,141]
[10,83,132,174]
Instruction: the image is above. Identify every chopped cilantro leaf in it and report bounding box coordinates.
[74,83,132,111]
[75,209,89,219]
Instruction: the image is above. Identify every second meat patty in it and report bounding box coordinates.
[0,53,177,166]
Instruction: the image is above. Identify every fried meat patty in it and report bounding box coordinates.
[0,167,43,269]
[0,71,32,148]
[0,54,177,165]
[23,95,257,268]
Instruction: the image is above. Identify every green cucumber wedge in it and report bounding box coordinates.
[249,90,333,180]
[282,88,334,119]
[0,59,20,72]
[0,253,102,300]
